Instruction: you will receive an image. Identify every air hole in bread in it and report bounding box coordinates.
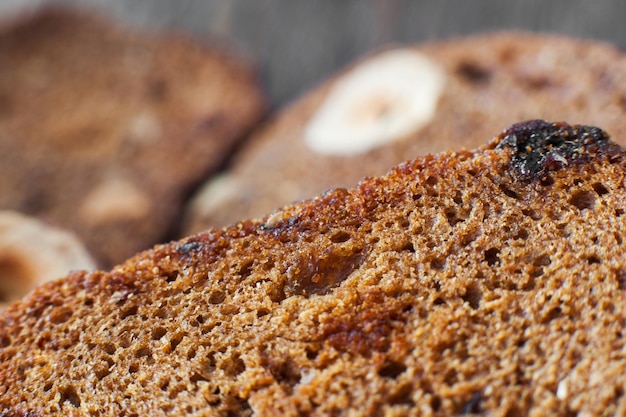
[330,230,351,243]
[430,258,445,271]
[154,301,168,319]
[484,248,500,266]
[592,182,610,196]
[187,347,197,360]
[305,346,320,361]
[223,353,246,376]
[168,383,184,399]
[515,228,530,240]
[257,308,270,318]
[569,190,596,210]
[529,266,544,279]
[462,281,482,310]
[237,260,254,278]
[399,217,410,228]
[425,176,439,197]
[59,384,81,408]
[159,378,170,392]
[542,307,562,324]
[164,271,178,283]
[400,241,415,253]
[101,342,116,355]
[499,184,519,199]
[268,281,286,303]
[94,362,110,380]
[378,359,407,379]
[1,335,10,348]
[461,229,480,246]
[208,290,226,304]
[287,246,367,296]
[445,208,464,227]
[388,382,415,406]
[462,393,482,414]
[50,307,73,324]
[586,255,601,265]
[521,209,541,220]
[443,368,458,385]
[129,363,139,374]
[220,304,239,315]
[169,332,185,353]
[190,372,209,384]
[540,176,555,187]
[433,297,445,306]
[430,395,442,412]
[533,254,551,267]
[120,304,139,320]
[135,346,152,359]
[453,190,463,204]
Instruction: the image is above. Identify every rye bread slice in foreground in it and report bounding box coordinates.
[2,120,626,416]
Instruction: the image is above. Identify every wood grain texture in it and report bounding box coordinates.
[2,0,626,107]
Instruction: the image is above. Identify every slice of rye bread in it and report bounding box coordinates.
[0,7,266,267]
[2,120,626,416]
[184,31,626,233]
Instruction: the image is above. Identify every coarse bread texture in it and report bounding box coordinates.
[184,31,626,232]
[0,6,266,267]
[2,121,626,416]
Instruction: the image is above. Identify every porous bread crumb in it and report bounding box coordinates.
[2,121,626,416]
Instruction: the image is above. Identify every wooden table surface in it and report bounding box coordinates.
[2,0,625,109]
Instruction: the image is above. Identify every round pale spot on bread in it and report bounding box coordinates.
[304,49,446,156]
[126,110,162,145]
[0,211,95,304]
[79,177,152,225]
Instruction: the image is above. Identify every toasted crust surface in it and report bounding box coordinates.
[0,7,265,267]
[2,121,626,415]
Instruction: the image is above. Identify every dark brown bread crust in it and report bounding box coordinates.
[2,121,626,415]
[0,7,266,267]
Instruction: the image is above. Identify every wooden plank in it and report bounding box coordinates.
[2,0,626,107]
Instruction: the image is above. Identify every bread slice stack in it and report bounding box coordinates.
[0,7,266,268]
[2,120,626,415]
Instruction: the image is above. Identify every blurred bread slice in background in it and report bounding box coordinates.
[184,32,626,233]
[0,210,95,306]
[0,6,266,267]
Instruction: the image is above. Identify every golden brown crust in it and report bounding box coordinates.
[2,121,626,415]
